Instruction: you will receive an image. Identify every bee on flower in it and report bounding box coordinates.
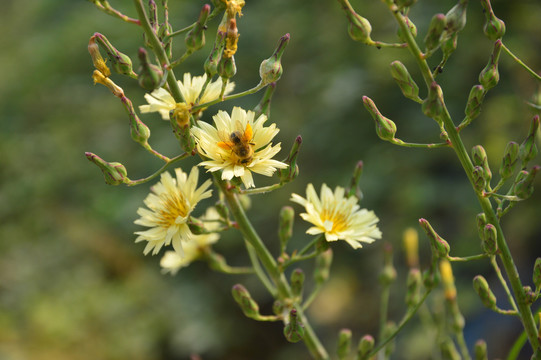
[191,106,288,188]
[134,166,213,256]
[291,183,382,249]
[138,73,235,119]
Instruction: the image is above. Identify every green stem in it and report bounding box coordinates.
[490,256,519,312]
[169,51,192,69]
[378,284,391,357]
[238,182,285,195]
[501,43,541,82]
[126,152,189,186]
[302,283,323,310]
[391,9,540,353]
[391,139,450,149]
[245,241,277,297]
[191,82,267,112]
[447,254,488,262]
[92,0,141,25]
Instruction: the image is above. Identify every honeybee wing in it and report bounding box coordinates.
[217,129,234,150]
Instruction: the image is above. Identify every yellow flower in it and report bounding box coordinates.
[139,73,235,119]
[191,106,288,188]
[291,183,382,249]
[134,166,212,256]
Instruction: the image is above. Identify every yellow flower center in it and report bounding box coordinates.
[321,209,349,233]
[158,191,189,227]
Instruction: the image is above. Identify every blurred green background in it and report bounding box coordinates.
[1,0,540,359]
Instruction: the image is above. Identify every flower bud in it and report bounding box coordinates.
[346,160,364,200]
[272,300,285,317]
[472,145,492,183]
[482,224,498,255]
[472,166,487,193]
[278,206,295,252]
[187,217,206,235]
[363,96,397,141]
[474,339,488,360]
[215,200,230,222]
[185,4,210,53]
[403,227,419,268]
[283,308,304,343]
[441,33,458,61]
[499,141,519,180]
[397,16,417,42]
[379,243,397,286]
[519,115,540,165]
[423,263,440,289]
[85,152,129,185]
[479,40,502,91]
[424,13,446,53]
[137,48,163,91]
[121,96,151,146]
[405,268,421,307]
[259,33,289,85]
[390,61,420,102]
[422,82,445,119]
[480,0,506,40]
[473,275,497,309]
[513,166,539,199]
[231,284,260,319]
[476,213,487,242]
[464,85,486,122]
[357,334,375,360]
[290,268,305,299]
[218,54,236,81]
[278,136,302,183]
[444,0,468,36]
[205,32,226,78]
[419,218,450,258]
[337,329,352,359]
[382,322,397,357]
[524,286,536,305]
[533,258,541,292]
[337,0,373,44]
[314,249,333,284]
[253,82,277,119]
[439,259,456,301]
[93,33,135,77]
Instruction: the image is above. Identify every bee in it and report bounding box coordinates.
[217,122,256,165]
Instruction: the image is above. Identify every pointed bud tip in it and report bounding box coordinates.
[203,4,211,12]
[295,135,302,144]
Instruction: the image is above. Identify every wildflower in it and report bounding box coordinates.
[290,183,381,249]
[134,167,212,256]
[192,106,287,188]
[139,73,235,119]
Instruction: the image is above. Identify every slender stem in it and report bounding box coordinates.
[449,301,471,360]
[302,283,323,310]
[283,252,319,269]
[91,0,141,25]
[392,139,450,149]
[191,82,266,112]
[169,51,191,69]
[447,254,488,262]
[127,152,189,186]
[501,43,541,82]
[143,144,170,162]
[297,235,323,257]
[391,9,540,352]
[491,256,519,312]
[245,241,277,297]
[378,285,391,358]
[238,182,285,195]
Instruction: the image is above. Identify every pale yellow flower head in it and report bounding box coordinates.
[291,183,382,249]
[134,166,212,256]
[139,73,235,119]
[191,106,288,188]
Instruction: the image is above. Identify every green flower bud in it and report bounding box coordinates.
[479,40,502,91]
[215,200,230,222]
[218,54,236,81]
[272,300,285,317]
[185,4,210,53]
[357,334,375,360]
[397,16,417,42]
[231,284,260,319]
[363,96,397,141]
[472,145,492,183]
[205,32,226,78]
[254,82,277,119]
[473,275,497,310]
[169,104,195,153]
[523,286,536,305]
[337,329,352,360]
[482,224,498,255]
[513,166,539,199]
[480,0,506,40]
[379,243,397,286]
[283,308,304,343]
[187,216,206,235]
[85,152,129,185]
[472,165,487,193]
[419,218,450,258]
[519,115,540,165]
[93,32,135,77]
[278,206,295,252]
[476,213,487,244]
[499,141,519,180]
[422,82,445,119]
[423,264,440,289]
[474,339,488,360]
[464,85,486,122]
[444,0,468,36]
[290,268,305,298]
[259,33,289,85]
[137,48,163,91]
[424,13,446,53]
[405,268,421,307]
[121,96,151,146]
[533,258,541,292]
[278,136,302,183]
[390,61,421,102]
[441,338,461,360]
[441,33,458,60]
[314,249,333,284]
[346,160,364,200]
[337,0,373,44]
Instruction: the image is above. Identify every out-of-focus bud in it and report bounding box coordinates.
[464,85,486,122]
[519,115,539,165]
[424,13,446,53]
[259,33,289,85]
[283,308,304,343]
[405,268,421,307]
[390,61,421,102]
[441,33,458,62]
[379,243,397,286]
[423,264,440,289]
[223,18,239,59]
[254,82,277,119]
[382,322,397,357]
[231,284,260,319]
[137,48,163,91]
[472,165,487,193]
[187,216,205,235]
[480,0,506,40]
[290,268,305,299]
[476,213,487,242]
[397,16,417,42]
[88,36,111,77]
[403,227,419,268]
[337,329,352,360]
[278,206,295,252]
[422,82,445,119]
[482,224,498,255]
[346,160,364,200]
[278,136,302,183]
[218,54,236,81]
[205,32,226,78]
[513,166,539,200]
[439,259,457,301]
[357,334,375,360]
[419,218,450,258]
[363,96,397,142]
[272,300,285,317]
[472,145,492,183]
[444,0,468,36]
[215,200,230,222]
[474,339,488,360]
[441,339,461,360]
[533,258,541,291]
[479,40,502,91]
[185,4,210,53]
[169,103,195,153]
[93,32,135,77]
[473,275,497,310]
[85,152,129,185]
[523,286,536,305]
[314,249,333,284]
[499,141,519,180]
[336,0,374,45]
[121,96,151,146]
[92,70,124,98]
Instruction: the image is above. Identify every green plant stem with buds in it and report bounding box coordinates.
[127,152,190,186]
[390,7,540,353]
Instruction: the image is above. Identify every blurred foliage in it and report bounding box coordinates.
[0,0,540,359]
